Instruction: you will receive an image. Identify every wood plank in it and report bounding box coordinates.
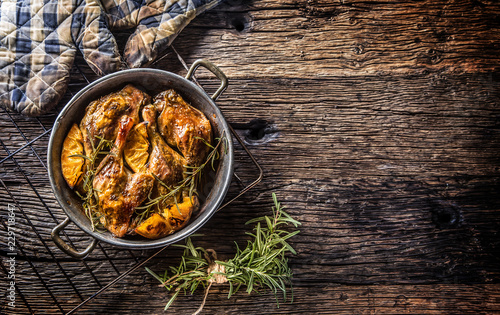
[165,0,500,78]
[6,283,500,314]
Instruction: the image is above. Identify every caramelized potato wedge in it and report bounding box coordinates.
[61,124,85,188]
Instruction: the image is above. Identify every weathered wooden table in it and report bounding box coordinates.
[1,0,500,314]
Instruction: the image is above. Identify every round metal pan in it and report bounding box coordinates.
[48,60,234,258]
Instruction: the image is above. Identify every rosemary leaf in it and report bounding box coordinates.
[146,267,165,286]
[164,290,180,311]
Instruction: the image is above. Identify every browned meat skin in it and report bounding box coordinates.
[93,116,154,238]
[80,84,150,157]
[142,105,186,197]
[154,89,212,166]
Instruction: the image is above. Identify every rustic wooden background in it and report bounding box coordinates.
[1,0,500,314]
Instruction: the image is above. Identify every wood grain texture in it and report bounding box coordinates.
[1,0,500,314]
[174,0,500,78]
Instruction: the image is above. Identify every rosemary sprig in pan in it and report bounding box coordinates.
[135,133,227,224]
[72,134,113,232]
[146,193,301,313]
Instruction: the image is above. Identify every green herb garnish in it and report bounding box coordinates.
[146,193,301,313]
[72,134,113,232]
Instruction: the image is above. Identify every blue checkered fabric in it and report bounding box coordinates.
[0,0,220,116]
[102,0,221,68]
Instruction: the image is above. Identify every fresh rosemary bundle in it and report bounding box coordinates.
[146,193,301,313]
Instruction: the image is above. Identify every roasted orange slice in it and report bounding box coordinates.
[61,124,85,188]
[162,195,199,232]
[135,196,199,239]
[135,213,172,239]
[124,122,149,173]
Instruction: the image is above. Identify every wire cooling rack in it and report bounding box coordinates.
[0,46,262,314]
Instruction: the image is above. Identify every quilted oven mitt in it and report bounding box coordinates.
[0,0,220,117]
[0,0,122,116]
[105,0,221,68]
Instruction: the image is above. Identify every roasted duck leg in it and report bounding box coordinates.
[154,89,212,166]
[80,84,150,157]
[142,104,186,195]
[93,116,154,237]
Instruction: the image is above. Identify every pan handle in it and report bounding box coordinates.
[51,218,97,259]
[185,59,228,101]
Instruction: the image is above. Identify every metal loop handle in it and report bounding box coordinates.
[51,218,97,259]
[185,59,228,100]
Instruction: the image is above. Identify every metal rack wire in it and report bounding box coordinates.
[0,46,262,314]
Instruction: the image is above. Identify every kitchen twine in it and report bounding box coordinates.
[159,248,227,315]
[192,249,227,315]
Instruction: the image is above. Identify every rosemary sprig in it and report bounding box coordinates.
[146,193,301,312]
[135,133,226,224]
[72,134,113,232]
